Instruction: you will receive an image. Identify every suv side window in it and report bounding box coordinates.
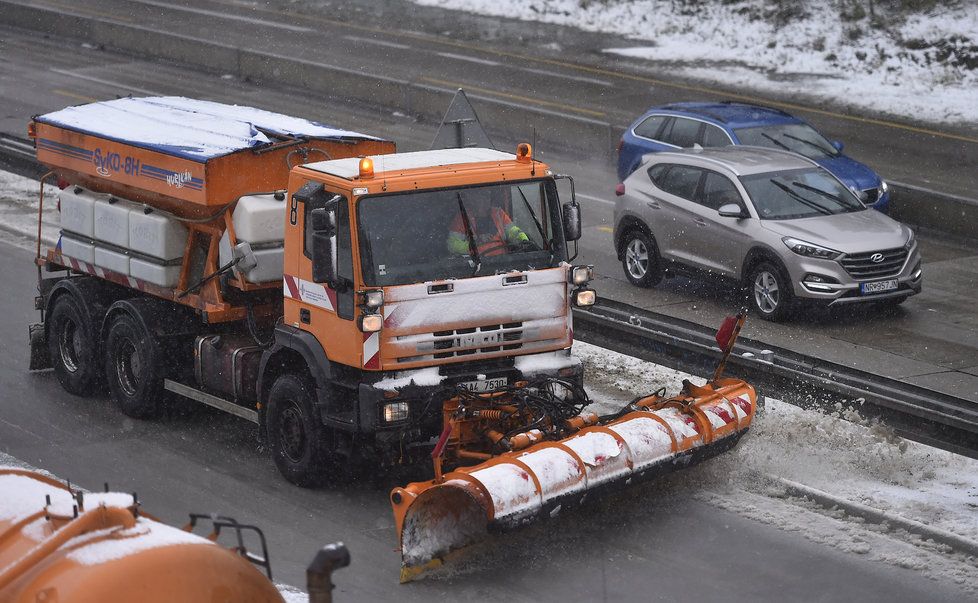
[647,164,669,186]
[634,115,666,140]
[661,117,703,148]
[658,165,703,201]
[701,124,732,147]
[698,171,742,211]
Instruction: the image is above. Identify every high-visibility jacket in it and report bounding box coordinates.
[447,207,529,257]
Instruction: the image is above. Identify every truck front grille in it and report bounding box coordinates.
[840,247,907,279]
[431,322,524,359]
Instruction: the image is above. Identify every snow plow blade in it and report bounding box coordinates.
[391,377,756,581]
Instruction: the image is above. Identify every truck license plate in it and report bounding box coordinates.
[459,377,508,392]
[860,279,898,294]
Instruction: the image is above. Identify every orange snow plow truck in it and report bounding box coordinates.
[0,468,349,602]
[27,97,756,580]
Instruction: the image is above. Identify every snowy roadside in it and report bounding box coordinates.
[574,340,978,590]
[411,0,978,126]
[0,451,310,602]
[0,170,60,252]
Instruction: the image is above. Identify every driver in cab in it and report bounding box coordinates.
[447,189,532,257]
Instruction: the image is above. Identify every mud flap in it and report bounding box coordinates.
[28,323,51,371]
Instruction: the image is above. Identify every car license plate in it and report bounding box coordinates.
[860,279,898,294]
[459,377,508,392]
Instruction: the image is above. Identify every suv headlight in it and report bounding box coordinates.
[782,237,842,260]
[879,180,888,195]
[904,228,915,250]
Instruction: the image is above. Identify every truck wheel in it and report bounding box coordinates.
[103,313,166,419]
[266,373,335,487]
[748,262,793,322]
[47,294,100,396]
[621,230,663,287]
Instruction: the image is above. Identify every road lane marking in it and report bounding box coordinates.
[596,225,613,233]
[578,192,615,206]
[52,89,99,103]
[518,66,611,87]
[342,35,411,50]
[203,0,978,145]
[130,0,315,33]
[436,52,501,66]
[35,0,133,22]
[49,68,162,96]
[421,77,607,118]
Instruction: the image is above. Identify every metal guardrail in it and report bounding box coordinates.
[573,299,978,459]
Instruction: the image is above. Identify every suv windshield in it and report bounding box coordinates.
[740,168,866,220]
[357,179,564,286]
[734,123,838,159]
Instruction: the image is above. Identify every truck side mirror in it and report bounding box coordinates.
[562,201,582,242]
[310,207,337,285]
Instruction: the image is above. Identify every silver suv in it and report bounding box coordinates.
[613,147,922,321]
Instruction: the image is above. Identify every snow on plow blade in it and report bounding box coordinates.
[391,377,756,581]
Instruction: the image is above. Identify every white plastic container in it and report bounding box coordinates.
[59,234,95,264]
[93,246,130,275]
[58,187,102,238]
[130,257,181,288]
[94,197,138,248]
[219,232,284,284]
[231,194,284,244]
[129,207,188,260]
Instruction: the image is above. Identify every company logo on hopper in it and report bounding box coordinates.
[166,170,194,188]
[92,148,141,178]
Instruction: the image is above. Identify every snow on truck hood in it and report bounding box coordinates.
[35,96,383,161]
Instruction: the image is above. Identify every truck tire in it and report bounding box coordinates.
[266,373,335,487]
[47,294,100,396]
[621,230,663,287]
[103,313,167,419]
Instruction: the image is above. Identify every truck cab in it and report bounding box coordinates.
[263,146,594,483]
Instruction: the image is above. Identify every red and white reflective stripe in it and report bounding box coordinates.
[363,331,380,369]
[282,274,336,312]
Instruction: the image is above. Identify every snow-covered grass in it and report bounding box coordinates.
[412,0,978,125]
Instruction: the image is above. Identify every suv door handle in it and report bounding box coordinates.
[646,201,660,209]
[694,218,708,226]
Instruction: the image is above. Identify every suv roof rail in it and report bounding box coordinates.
[658,104,729,124]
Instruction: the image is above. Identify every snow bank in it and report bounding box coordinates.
[412,0,978,125]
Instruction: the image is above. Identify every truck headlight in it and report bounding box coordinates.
[383,401,409,423]
[782,237,842,260]
[362,289,384,309]
[573,288,596,307]
[359,313,383,332]
[571,265,593,285]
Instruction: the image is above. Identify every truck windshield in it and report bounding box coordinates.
[740,167,866,220]
[357,179,564,286]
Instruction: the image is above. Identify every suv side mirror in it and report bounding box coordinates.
[831,140,844,153]
[718,203,747,219]
[310,207,337,285]
[562,201,582,242]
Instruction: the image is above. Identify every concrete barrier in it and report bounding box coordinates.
[2,0,976,238]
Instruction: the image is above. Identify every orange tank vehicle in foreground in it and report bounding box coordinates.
[27,97,756,580]
[0,469,349,602]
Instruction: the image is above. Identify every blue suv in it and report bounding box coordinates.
[616,102,889,212]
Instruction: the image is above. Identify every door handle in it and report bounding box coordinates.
[646,201,660,209]
[694,218,708,227]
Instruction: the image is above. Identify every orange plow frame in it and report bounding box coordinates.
[390,377,756,581]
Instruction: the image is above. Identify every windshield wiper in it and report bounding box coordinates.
[782,133,835,156]
[790,181,855,210]
[760,132,792,152]
[456,193,481,276]
[515,187,554,263]
[770,179,832,216]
